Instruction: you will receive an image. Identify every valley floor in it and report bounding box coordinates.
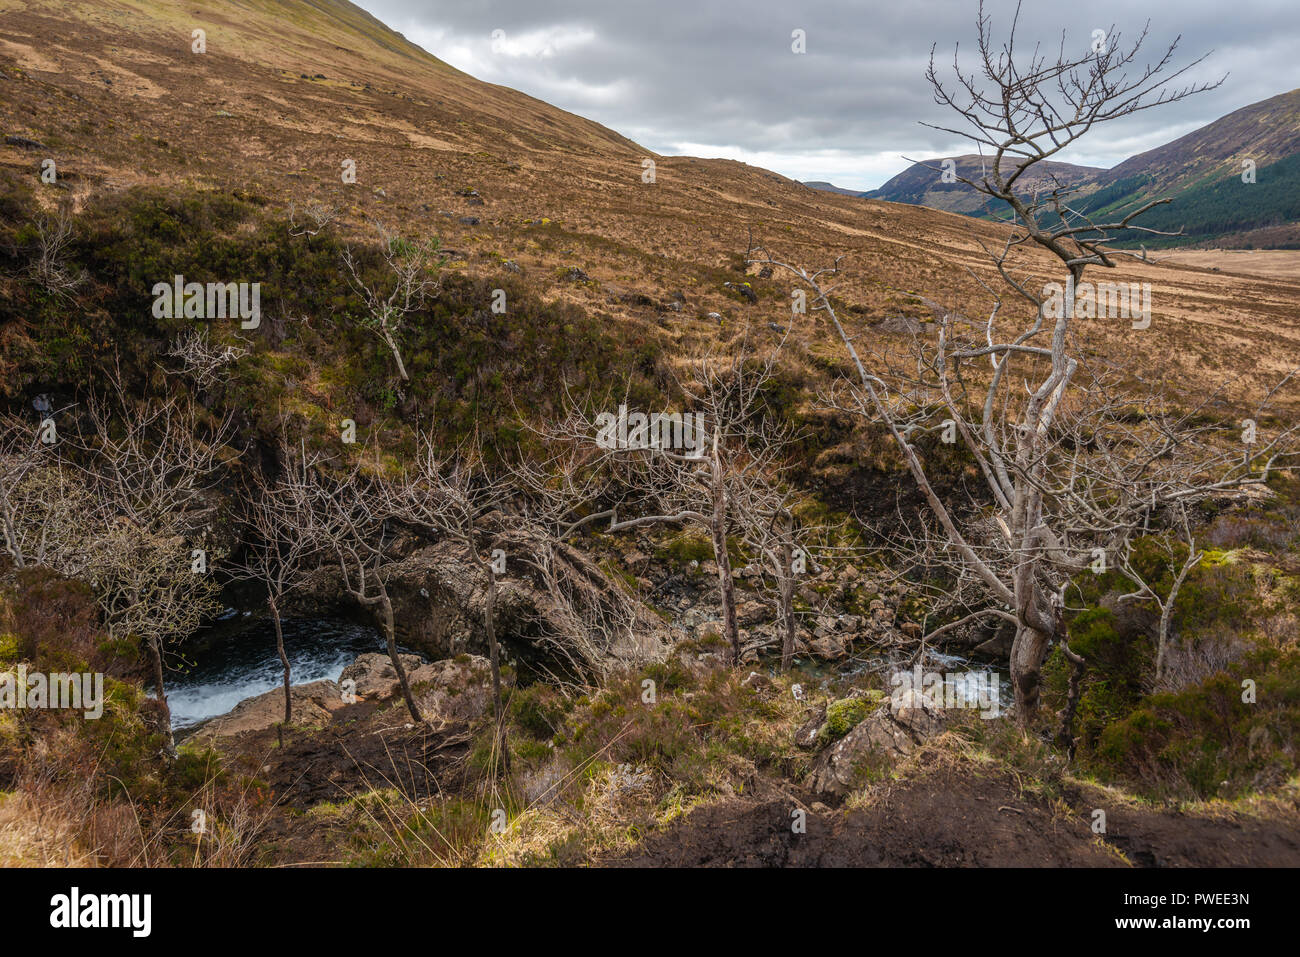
[1157,249,1300,282]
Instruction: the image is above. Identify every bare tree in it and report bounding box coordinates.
[749,8,1298,723]
[233,437,323,729]
[305,457,423,723]
[1,408,214,754]
[507,439,673,679]
[378,432,511,768]
[734,488,814,672]
[340,223,443,382]
[64,381,235,750]
[1114,501,1203,686]
[163,328,248,392]
[526,348,792,666]
[288,200,338,239]
[27,204,85,301]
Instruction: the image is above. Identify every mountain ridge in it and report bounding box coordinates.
[856,87,1300,246]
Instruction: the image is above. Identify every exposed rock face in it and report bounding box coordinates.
[808,689,946,797]
[341,650,495,723]
[186,680,345,742]
[300,535,672,673]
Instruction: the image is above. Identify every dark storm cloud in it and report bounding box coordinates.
[355,0,1300,190]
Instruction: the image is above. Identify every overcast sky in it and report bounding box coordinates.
[354,0,1300,191]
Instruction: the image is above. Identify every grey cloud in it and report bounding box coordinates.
[357,0,1300,189]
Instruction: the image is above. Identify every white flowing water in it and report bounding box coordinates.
[162,616,387,729]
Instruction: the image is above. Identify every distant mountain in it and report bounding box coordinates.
[1076,88,1300,246]
[866,88,1300,247]
[864,156,1104,217]
[1097,88,1300,196]
[803,181,867,197]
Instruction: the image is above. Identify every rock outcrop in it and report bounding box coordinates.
[186,680,345,742]
[340,652,424,700]
[300,534,672,674]
[187,651,501,743]
[808,689,946,796]
[341,651,497,723]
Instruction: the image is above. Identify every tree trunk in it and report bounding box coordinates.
[777,514,796,672]
[485,565,509,773]
[383,328,409,381]
[270,595,291,727]
[1155,555,1196,683]
[709,449,739,664]
[1009,622,1051,724]
[380,589,421,722]
[149,635,175,755]
[1054,640,1086,758]
[778,576,796,672]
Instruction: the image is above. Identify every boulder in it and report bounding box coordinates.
[794,704,829,749]
[740,670,774,697]
[340,652,425,699]
[737,600,767,627]
[808,689,945,796]
[187,680,344,742]
[808,634,847,661]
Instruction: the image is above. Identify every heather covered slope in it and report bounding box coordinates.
[3,0,1299,409]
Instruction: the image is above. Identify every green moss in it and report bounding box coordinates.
[657,531,713,564]
[817,696,875,745]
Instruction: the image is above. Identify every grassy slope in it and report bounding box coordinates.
[2,0,1298,408]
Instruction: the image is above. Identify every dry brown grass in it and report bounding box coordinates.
[1158,249,1300,282]
[2,0,1298,414]
[0,789,100,866]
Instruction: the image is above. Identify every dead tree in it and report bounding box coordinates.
[340,223,442,382]
[379,431,511,769]
[0,413,82,572]
[507,439,670,680]
[288,200,338,239]
[749,8,1298,723]
[734,486,814,672]
[1114,500,1203,687]
[67,381,234,750]
[307,459,423,723]
[163,327,248,392]
[27,204,85,301]
[233,437,323,729]
[528,347,790,666]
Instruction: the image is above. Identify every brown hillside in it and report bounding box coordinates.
[1,0,1297,409]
